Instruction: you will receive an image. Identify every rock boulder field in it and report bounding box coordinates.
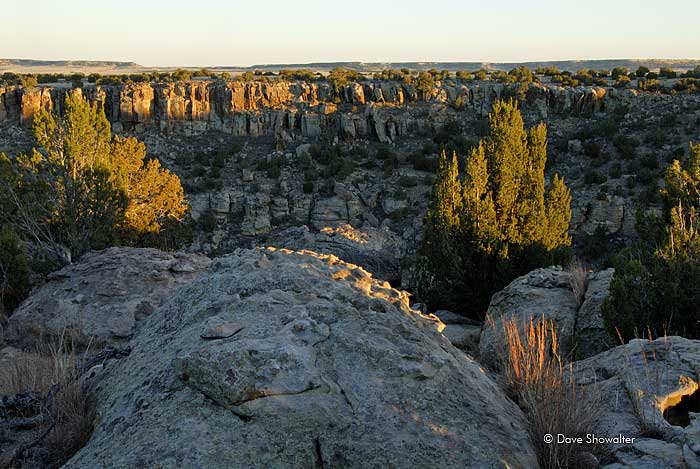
[7,247,212,347]
[64,248,538,468]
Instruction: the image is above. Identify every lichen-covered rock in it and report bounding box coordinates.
[575,268,616,359]
[479,267,579,368]
[64,248,538,468]
[575,337,700,468]
[7,247,211,346]
[479,267,615,366]
[268,224,405,282]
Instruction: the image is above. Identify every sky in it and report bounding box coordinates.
[3,0,700,67]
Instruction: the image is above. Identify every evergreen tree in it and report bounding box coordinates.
[603,142,700,340]
[2,91,189,263]
[0,224,29,317]
[416,151,464,306]
[111,136,188,236]
[416,99,572,317]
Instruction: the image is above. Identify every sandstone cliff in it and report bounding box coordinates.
[0,79,640,142]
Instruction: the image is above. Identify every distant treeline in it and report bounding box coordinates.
[2,64,700,94]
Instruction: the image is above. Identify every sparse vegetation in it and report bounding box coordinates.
[0,332,95,467]
[490,315,600,469]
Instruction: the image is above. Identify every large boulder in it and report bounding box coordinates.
[574,337,700,468]
[7,247,212,347]
[479,268,579,367]
[479,267,615,366]
[65,248,538,468]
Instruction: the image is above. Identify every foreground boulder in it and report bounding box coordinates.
[65,248,538,468]
[574,336,700,468]
[7,247,212,346]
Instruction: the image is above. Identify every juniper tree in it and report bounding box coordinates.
[603,142,700,340]
[416,99,572,317]
[2,91,189,262]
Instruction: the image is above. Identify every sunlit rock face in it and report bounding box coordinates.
[64,248,538,468]
[0,80,637,139]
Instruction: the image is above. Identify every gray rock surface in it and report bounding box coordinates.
[575,337,700,468]
[479,266,616,367]
[7,247,212,346]
[64,248,538,468]
[268,224,405,282]
[479,267,579,368]
[575,268,616,359]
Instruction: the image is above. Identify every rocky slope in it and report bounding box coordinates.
[4,246,699,468]
[3,79,699,271]
[60,248,538,468]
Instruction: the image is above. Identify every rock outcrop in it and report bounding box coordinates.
[479,267,614,366]
[575,268,616,358]
[479,268,579,367]
[268,224,406,282]
[575,336,700,468]
[0,80,643,140]
[64,248,538,468]
[7,247,212,346]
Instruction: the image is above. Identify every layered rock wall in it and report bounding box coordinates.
[0,80,641,142]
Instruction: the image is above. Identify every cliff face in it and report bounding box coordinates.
[0,80,640,142]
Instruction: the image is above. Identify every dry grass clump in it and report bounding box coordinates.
[568,263,589,307]
[0,331,93,467]
[490,314,600,469]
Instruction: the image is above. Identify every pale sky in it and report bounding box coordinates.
[3,0,699,67]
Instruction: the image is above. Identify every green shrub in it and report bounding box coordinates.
[611,67,628,80]
[0,225,30,317]
[398,175,417,187]
[609,162,623,179]
[659,67,677,79]
[613,135,639,159]
[614,75,631,88]
[582,225,609,262]
[635,66,650,77]
[583,141,601,158]
[199,210,218,232]
[584,170,607,185]
[191,165,206,177]
[602,143,700,340]
[302,181,314,194]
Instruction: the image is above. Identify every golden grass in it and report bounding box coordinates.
[1,331,93,467]
[489,314,600,469]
